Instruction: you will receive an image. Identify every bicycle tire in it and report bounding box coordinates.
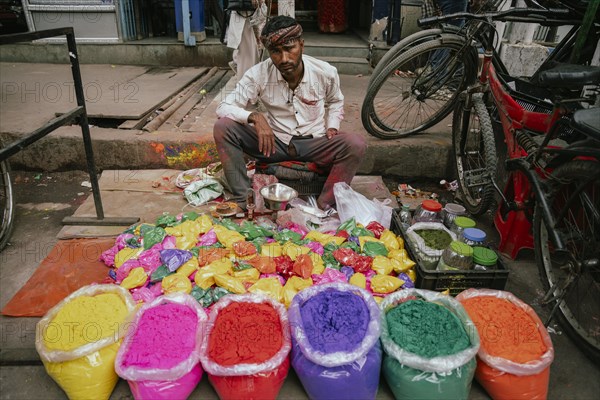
[369,27,456,82]
[534,160,600,364]
[452,92,497,215]
[362,35,478,139]
[0,160,15,251]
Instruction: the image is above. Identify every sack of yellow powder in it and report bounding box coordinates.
[457,289,554,400]
[115,293,208,400]
[199,293,292,400]
[35,284,136,400]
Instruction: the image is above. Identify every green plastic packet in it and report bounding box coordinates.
[363,241,389,257]
[150,264,174,283]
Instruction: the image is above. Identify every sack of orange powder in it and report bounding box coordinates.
[457,289,555,400]
[199,293,291,400]
[35,284,137,400]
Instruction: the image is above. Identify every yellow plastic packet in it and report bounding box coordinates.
[165,220,205,250]
[371,275,404,294]
[307,252,325,275]
[195,214,214,233]
[194,259,233,289]
[232,267,260,284]
[380,230,402,251]
[407,268,417,283]
[372,256,393,275]
[349,272,367,289]
[282,242,311,261]
[248,277,284,303]
[304,231,346,246]
[213,225,245,248]
[388,249,416,272]
[36,285,136,400]
[120,267,147,290]
[214,274,246,294]
[260,242,283,258]
[114,247,141,269]
[176,257,199,277]
[282,276,312,308]
[162,274,193,294]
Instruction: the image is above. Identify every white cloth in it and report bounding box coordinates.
[225,3,267,81]
[216,55,345,145]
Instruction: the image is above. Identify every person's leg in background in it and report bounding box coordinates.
[233,17,260,81]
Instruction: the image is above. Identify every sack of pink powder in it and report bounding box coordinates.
[114,293,208,400]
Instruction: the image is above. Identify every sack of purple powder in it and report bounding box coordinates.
[288,283,382,400]
[114,293,208,400]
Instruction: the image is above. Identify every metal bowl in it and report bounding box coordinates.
[260,183,298,211]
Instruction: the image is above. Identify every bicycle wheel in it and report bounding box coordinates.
[452,92,497,215]
[0,160,15,251]
[369,27,457,81]
[362,35,478,139]
[534,160,600,363]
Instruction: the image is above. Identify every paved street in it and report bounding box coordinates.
[0,171,598,399]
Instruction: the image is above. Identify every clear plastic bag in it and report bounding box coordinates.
[36,285,137,400]
[456,289,554,400]
[200,294,292,400]
[114,293,208,381]
[333,182,393,228]
[380,289,480,400]
[288,283,382,400]
[406,222,457,269]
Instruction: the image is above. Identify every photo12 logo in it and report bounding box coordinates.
[1,81,139,104]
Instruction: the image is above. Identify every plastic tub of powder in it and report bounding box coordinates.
[457,289,554,400]
[288,283,382,400]
[199,293,291,400]
[380,288,480,400]
[115,293,208,400]
[36,284,137,400]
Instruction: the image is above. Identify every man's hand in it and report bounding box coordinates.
[326,128,339,140]
[249,112,275,156]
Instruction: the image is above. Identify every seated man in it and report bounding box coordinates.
[213,15,367,210]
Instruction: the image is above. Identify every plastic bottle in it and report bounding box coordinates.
[450,216,476,237]
[441,203,466,229]
[473,247,498,271]
[399,204,412,230]
[459,228,487,247]
[437,241,474,271]
[412,199,443,224]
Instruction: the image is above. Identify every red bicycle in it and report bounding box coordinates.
[443,8,600,361]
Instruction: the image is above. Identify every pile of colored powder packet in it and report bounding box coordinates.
[100,212,417,307]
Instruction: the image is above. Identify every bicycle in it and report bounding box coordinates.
[446,6,600,361]
[361,2,588,139]
[0,160,14,251]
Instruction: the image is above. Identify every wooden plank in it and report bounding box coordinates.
[180,70,232,132]
[162,69,229,131]
[143,67,219,132]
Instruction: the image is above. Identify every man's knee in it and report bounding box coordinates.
[213,117,236,141]
[341,132,367,157]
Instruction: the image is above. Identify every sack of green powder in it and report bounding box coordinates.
[199,293,292,400]
[114,293,208,400]
[406,222,457,269]
[36,284,137,400]
[380,288,480,400]
[457,289,554,400]
[288,283,382,400]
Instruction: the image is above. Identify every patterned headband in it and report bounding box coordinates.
[260,24,303,49]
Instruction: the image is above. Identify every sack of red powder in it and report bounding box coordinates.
[35,285,137,400]
[457,289,554,400]
[380,289,480,400]
[199,293,291,400]
[115,293,208,400]
[288,283,382,400]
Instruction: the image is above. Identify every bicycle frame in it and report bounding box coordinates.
[475,40,598,259]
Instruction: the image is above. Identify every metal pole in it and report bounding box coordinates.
[65,30,105,220]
